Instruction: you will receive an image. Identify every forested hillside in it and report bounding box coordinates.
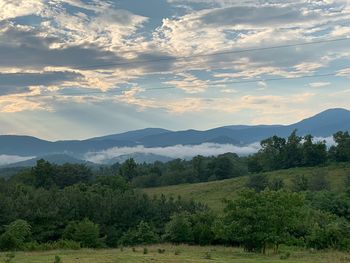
[1,130,350,254]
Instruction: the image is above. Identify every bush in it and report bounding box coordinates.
[279,252,291,260]
[291,174,308,192]
[204,251,212,259]
[23,240,81,251]
[3,252,15,263]
[158,248,165,254]
[0,220,31,251]
[143,248,148,254]
[119,221,159,246]
[308,172,329,191]
[246,174,268,192]
[54,255,62,263]
[306,214,350,250]
[269,178,284,191]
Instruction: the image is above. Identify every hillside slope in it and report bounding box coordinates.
[143,163,350,212]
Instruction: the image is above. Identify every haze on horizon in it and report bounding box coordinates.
[1,0,350,140]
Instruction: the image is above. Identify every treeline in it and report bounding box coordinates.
[99,153,248,188]
[248,131,350,173]
[98,130,350,188]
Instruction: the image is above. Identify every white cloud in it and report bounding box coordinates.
[220,88,238,93]
[337,68,350,76]
[0,0,44,20]
[0,155,34,166]
[84,142,261,163]
[163,73,209,93]
[331,26,350,37]
[309,82,331,88]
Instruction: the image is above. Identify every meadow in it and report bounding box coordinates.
[143,163,350,212]
[1,245,349,263]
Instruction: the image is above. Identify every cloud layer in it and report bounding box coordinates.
[0,0,350,139]
[84,142,261,164]
[0,154,34,166]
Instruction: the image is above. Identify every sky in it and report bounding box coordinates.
[0,0,350,141]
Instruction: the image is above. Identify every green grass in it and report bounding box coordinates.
[1,245,349,263]
[143,163,350,212]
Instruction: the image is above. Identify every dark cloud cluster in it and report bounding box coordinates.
[0,71,80,89]
[200,5,319,27]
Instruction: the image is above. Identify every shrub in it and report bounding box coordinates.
[246,174,268,192]
[158,248,165,254]
[3,252,15,263]
[291,174,309,192]
[309,172,329,191]
[306,214,350,250]
[23,240,81,251]
[119,221,159,246]
[0,220,31,251]
[204,251,212,259]
[143,248,148,254]
[279,252,291,260]
[269,177,284,191]
[54,255,62,263]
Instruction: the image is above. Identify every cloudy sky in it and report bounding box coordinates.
[0,0,350,140]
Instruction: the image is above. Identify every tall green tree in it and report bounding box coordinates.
[119,158,138,181]
[221,190,304,253]
[301,135,327,167]
[330,131,350,162]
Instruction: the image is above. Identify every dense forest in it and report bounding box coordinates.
[1,130,350,253]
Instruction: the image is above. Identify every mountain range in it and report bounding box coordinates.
[1,108,349,167]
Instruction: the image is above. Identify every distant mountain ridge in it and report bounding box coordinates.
[1,108,349,165]
[1,154,93,168]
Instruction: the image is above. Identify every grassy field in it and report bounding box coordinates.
[1,245,349,263]
[143,163,350,212]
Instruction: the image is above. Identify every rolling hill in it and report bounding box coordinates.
[1,154,93,168]
[143,163,350,212]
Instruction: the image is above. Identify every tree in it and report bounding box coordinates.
[191,211,215,245]
[164,212,193,244]
[329,131,350,162]
[119,158,138,181]
[259,135,286,171]
[54,164,93,188]
[283,130,302,168]
[63,219,100,248]
[0,220,31,250]
[221,190,304,253]
[301,135,327,167]
[33,159,55,188]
